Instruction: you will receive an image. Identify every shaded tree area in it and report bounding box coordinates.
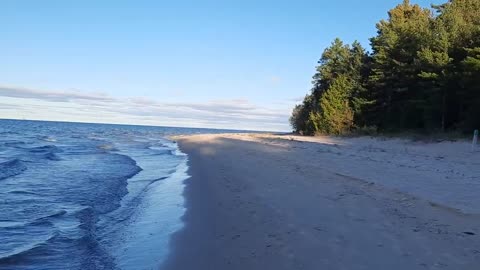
[291,0,480,135]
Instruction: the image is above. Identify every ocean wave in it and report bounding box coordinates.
[27,145,61,153]
[0,232,82,268]
[147,147,175,155]
[0,237,52,264]
[0,159,27,180]
[2,141,26,149]
[44,152,61,161]
[129,176,168,184]
[97,144,118,152]
[1,210,69,230]
[38,136,57,142]
[0,131,19,135]
[0,220,25,229]
[39,210,68,220]
[7,190,40,195]
[162,141,187,156]
[18,145,63,161]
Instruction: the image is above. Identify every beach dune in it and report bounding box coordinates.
[163,134,480,270]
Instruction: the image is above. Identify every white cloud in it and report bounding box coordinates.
[0,86,114,102]
[0,85,292,131]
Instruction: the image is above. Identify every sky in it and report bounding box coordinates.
[1,0,444,131]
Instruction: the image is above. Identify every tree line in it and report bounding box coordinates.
[290,0,480,135]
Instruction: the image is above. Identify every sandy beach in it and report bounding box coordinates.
[163,134,480,270]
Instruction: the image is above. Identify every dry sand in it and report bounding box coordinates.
[163,134,480,270]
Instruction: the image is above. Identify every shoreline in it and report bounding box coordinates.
[161,138,214,269]
[162,133,480,270]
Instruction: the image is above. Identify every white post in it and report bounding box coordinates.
[473,130,478,152]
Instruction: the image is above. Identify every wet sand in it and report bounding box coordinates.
[163,134,480,270]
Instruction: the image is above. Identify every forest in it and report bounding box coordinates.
[290,0,480,135]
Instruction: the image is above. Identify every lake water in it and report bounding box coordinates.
[0,119,246,270]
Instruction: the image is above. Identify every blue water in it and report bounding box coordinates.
[0,119,248,270]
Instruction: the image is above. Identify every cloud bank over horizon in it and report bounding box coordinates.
[0,85,292,131]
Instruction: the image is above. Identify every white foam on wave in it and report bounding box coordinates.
[41,136,57,142]
[101,140,189,270]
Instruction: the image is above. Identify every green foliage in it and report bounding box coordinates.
[369,0,433,129]
[291,0,480,135]
[315,76,355,135]
[291,38,369,135]
[461,47,480,130]
[289,94,316,135]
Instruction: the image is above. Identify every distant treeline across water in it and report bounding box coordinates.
[291,0,480,135]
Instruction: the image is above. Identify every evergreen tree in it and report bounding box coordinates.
[292,38,369,135]
[369,0,432,129]
[290,0,480,136]
[315,75,355,135]
[290,94,316,135]
[416,11,452,130]
[461,47,480,130]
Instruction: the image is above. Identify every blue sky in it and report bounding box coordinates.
[1,0,444,131]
